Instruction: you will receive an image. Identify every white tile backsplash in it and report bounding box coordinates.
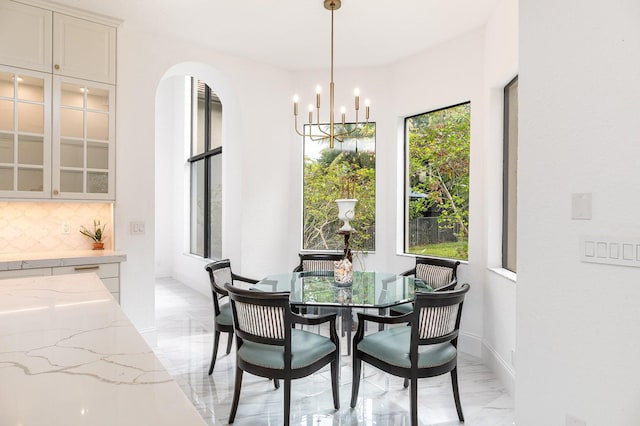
[0,202,113,253]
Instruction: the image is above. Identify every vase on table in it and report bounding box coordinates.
[334,257,353,285]
[336,198,357,232]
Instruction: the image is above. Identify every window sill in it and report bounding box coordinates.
[488,267,516,283]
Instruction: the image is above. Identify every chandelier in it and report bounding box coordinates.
[292,0,370,149]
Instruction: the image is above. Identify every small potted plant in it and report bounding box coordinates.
[80,219,107,250]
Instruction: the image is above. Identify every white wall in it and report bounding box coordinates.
[482,0,519,395]
[116,26,291,329]
[517,0,640,424]
[388,30,486,357]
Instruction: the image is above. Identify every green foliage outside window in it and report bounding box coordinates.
[406,103,470,260]
[303,124,376,252]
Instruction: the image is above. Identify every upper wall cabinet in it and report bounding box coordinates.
[0,66,52,198]
[53,14,116,85]
[0,1,52,73]
[0,1,117,85]
[0,0,119,201]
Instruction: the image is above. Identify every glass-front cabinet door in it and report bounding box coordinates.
[52,76,115,200]
[0,66,51,198]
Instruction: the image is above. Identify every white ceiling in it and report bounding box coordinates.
[50,0,501,71]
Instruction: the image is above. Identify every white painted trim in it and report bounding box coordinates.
[458,330,482,358]
[489,266,517,282]
[482,339,515,396]
[13,0,122,27]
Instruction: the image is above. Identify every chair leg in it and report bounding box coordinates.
[331,357,340,409]
[350,356,362,408]
[208,330,221,375]
[284,379,291,426]
[273,378,280,389]
[228,367,243,423]
[225,332,233,354]
[410,378,418,425]
[451,367,465,422]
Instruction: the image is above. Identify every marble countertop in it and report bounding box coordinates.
[0,250,127,271]
[0,273,206,425]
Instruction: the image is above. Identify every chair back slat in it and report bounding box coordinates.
[412,283,470,346]
[212,267,232,293]
[294,253,344,272]
[235,301,285,339]
[418,304,459,339]
[302,259,335,272]
[416,264,453,289]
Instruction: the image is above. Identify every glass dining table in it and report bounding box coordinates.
[253,270,434,354]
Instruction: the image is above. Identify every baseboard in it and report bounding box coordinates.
[481,340,515,396]
[458,331,482,357]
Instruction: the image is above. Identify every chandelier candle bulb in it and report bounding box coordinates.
[354,88,360,110]
[316,85,321,108]
[293,95,299,116]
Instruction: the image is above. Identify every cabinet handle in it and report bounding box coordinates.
[54,64,60,70]
[74,265,100,271]
[53,189,59,195]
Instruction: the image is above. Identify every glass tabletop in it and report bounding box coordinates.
[254,271,434,309]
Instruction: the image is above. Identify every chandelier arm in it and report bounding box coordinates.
[291,0,371,150]
[294,116,307,137]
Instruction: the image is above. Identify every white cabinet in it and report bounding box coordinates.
[0,1,116,84]
[52,262,120,302]
[0,260,123,303]
[0,1,52,73]
[52,76,115,199]
[53,13,116,85]
[0,65,52,198]
[0,1,118,200]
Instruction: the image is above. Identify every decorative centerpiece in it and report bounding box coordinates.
[80,219,107,250]
[336,198,357,232]
[334,256,353,285]
[333,168,361,285]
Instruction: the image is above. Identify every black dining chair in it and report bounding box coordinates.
[350,283,470,425]
[390,256,460,316]
[225,283,340,425]
[204,259,258,375]
[293,252,345,272]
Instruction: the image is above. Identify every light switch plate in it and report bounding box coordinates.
[581,235,640,268]
[130,221,145,235]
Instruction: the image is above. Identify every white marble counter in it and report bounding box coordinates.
[0,273,206,425]
[0,250,127,271]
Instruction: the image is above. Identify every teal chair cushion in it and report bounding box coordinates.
[238,329,336,370]
[216,302,233,326]
[357,326,456,369]
[390,302,413,315]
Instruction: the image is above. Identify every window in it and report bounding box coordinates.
[302,123,376,252]
[188,79,222,259]
[405,103,470,260]
[503,76,518,272]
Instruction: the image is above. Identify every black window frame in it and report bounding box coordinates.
[502,76,518,272]
[187,78,222,259]
[403,101,471,261]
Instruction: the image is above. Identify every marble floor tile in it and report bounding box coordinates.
[150,277,515,425]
